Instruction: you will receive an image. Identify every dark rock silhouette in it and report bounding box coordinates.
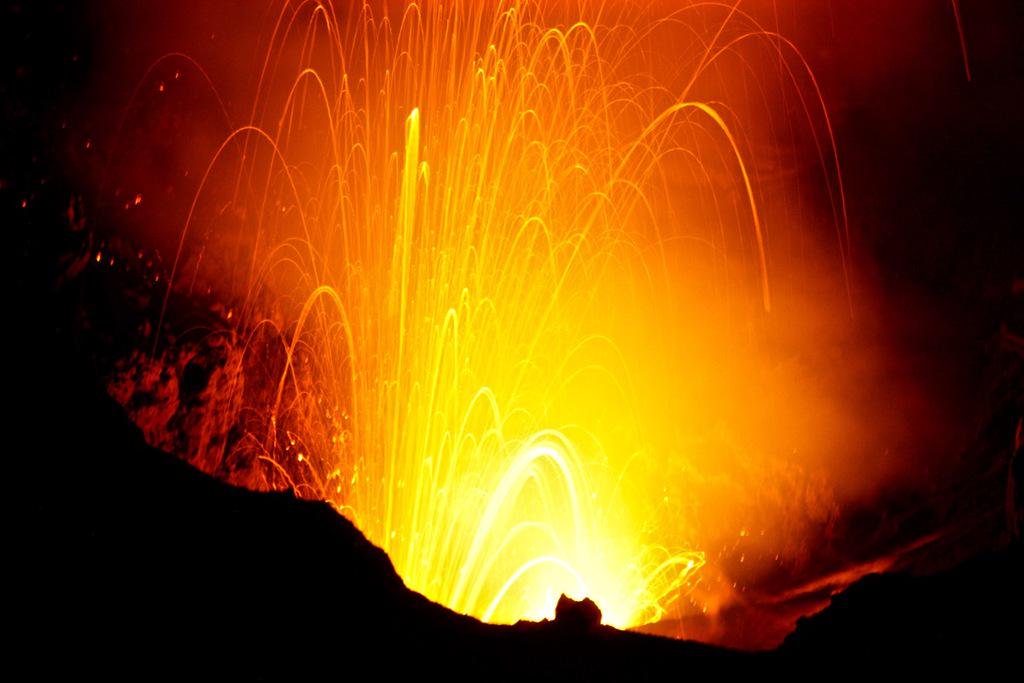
[11,330,1021,676]
[554,594,602,632]
[11,328,746,677]
[781,546,1022,669]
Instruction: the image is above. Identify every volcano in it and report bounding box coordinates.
[6,0,1023,675]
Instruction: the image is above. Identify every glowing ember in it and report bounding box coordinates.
[113,0,853,632]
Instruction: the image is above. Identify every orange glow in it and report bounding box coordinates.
[112,0,860,635]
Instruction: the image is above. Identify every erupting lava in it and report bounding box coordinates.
[110,0,852,633]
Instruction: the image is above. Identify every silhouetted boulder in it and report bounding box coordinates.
[554,594,602,632]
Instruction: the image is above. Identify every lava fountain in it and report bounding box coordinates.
[108,0,851,633]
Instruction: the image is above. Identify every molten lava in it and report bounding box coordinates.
[108,0,861,636]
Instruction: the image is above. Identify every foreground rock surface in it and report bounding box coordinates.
[12,329,1020,677]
